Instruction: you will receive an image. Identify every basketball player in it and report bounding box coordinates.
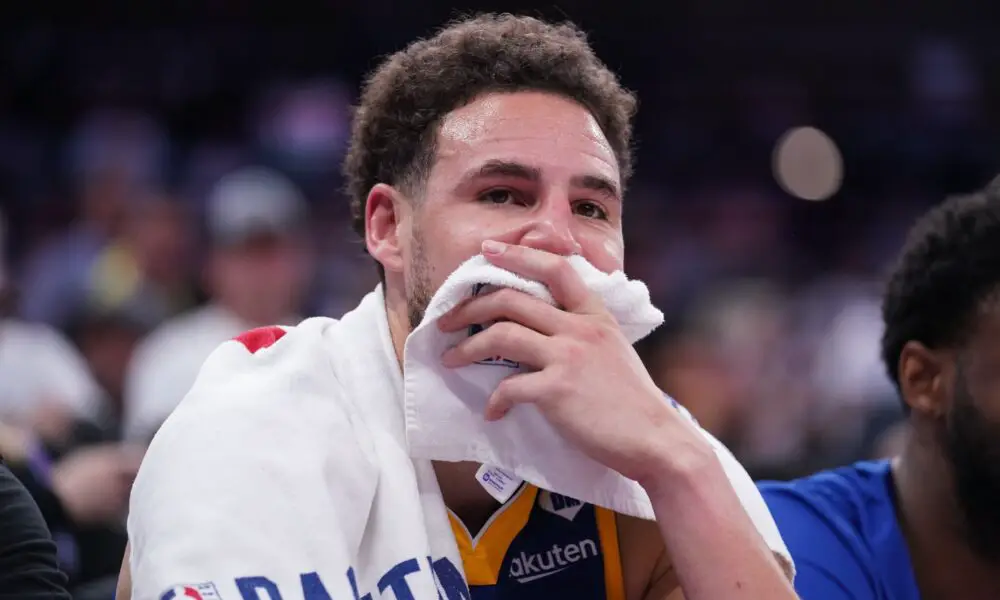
[120,14,795,600]
[760,178,1000,599]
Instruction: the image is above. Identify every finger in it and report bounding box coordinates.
[437,287,570,335]
[442,321,551,369]
[481,241,603,314]
[484,371,548,420]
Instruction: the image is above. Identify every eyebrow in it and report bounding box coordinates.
[471,159,541,183]
[571,174,620,202]
[461,159,621,200]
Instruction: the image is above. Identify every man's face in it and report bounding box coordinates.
[396,91,625,328]
[212,234,311,323]
[941,305,1000,561]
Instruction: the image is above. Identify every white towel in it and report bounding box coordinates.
[403,254,665,516]
[126,259,792,600]
[403,254,793,576]
[127,292,468,600]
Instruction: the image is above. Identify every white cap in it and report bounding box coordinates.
[206,167,307,245]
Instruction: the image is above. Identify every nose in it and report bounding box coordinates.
[516,205,582,257]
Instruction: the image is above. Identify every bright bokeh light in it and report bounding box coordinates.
[772,126,844,202]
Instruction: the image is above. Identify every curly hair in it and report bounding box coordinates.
[881,177,1000,395]
[342,13,638,274]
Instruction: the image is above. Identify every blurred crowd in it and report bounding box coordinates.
[1,20,999,599]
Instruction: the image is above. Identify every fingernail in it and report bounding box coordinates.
[482,240,506,256]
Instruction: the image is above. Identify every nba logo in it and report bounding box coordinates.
[159,583,222,600]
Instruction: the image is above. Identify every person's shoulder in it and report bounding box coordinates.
[758,461,913,598]
[125,319,383,588]
[0,462,45,534]
[132,316,376,499]
[159,316,344,417]
[0,461,26,498]
[0,319,78,356]
[0,463,72,599]
[200,317,342,381]
[758,461,896,570]
[758,460,895,524]
[142,316,358,453]
[0,318,54,340]
[123,309,304,440]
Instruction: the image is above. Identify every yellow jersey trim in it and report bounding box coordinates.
[448,484,626,599]
[597,507,626,600]
[449,485,539,586]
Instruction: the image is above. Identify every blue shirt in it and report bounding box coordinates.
[758,460,921,599]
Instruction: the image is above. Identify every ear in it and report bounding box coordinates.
[898,340,951,418]
[365,183,409,276]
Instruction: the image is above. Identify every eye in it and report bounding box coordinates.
[479,189,520,205]
[574,201,609,220]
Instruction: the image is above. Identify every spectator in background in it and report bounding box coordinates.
[0,316,110,439]
[0,209,145,598]
[66,307,156,438]
[697,282,812,480]
[19,109,169,330]
[122,167,313,443]
[18,186,193,335]
[795,275,901,466]
[0,461,72,599]
[0,208,112,443]
[85,192,196,327]
[1,433,142,600]
[758,179,1000,599]
[18,168,134,329]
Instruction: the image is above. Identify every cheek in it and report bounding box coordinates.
[578,231,624,273]
[602,236,625,265]
[415,212,492,267]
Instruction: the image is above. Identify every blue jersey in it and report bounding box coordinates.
[758,460,921,599]
[450,484,624,600]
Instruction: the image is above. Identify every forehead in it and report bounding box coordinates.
[432,91,619,186]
